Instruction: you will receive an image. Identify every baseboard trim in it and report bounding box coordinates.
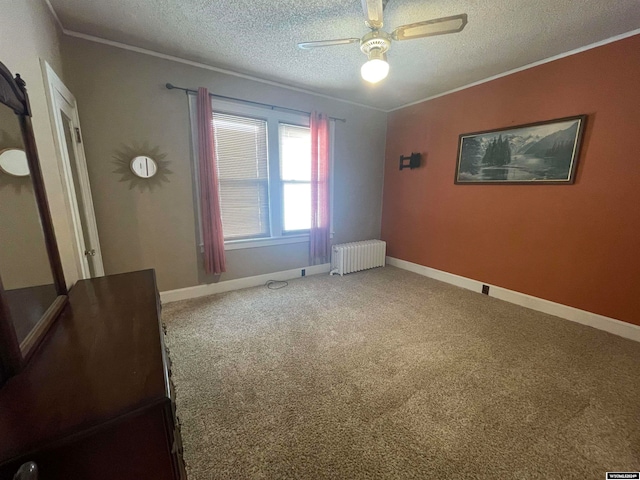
[160,263,331,304]
[386,256,640,343]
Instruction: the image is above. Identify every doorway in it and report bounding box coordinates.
[42,61,104,279]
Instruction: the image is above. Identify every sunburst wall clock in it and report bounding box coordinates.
[112,142,172,192]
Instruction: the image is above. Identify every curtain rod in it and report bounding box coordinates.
[165,83,346,123]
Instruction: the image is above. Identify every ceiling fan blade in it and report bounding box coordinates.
[392,14,468,41]
[361,0,384,29]
[297,38,361,50]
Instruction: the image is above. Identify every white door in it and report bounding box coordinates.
[42,61,104,279]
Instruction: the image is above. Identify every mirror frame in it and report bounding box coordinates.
[0,61,68,386]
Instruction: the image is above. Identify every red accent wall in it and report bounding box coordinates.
[381,34,640,326]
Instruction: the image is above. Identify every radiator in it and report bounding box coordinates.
[330,240,386,276]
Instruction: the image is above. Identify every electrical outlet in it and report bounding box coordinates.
[301,269,306,277]
[482,285,490,295]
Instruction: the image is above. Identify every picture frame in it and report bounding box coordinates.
[454,115,587,184]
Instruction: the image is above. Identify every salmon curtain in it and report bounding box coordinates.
[197,87,226,274]
[310,111,331,264]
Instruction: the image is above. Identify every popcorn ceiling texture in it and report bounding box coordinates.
[50,0,640,110]
[163,266,640,479]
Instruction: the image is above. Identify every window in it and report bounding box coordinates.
[190,97,332,250]
[213,113,269,240]
[279,124,311,232]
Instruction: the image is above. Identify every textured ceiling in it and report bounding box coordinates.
[49,0,640,110]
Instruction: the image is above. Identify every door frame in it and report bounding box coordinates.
[41,60,104,279]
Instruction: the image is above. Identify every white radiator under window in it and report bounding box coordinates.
[330,240,386,276]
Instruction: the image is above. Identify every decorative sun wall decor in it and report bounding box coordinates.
[112,142,172,192]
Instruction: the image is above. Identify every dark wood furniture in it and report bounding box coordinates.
[0,61,68,384]
[0,270,186,480]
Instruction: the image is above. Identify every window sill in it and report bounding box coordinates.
[223,234,310,251]
[198,232,334,252]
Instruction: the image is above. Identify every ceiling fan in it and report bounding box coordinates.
[297,0,468,84]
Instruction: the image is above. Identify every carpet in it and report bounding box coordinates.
[163,266,640,479]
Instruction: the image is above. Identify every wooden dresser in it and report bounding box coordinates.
[0,270,186,479]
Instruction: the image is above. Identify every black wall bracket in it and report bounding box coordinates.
[399,152,421,171]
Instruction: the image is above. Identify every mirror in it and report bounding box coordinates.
[0,148,29,177]
[0,62,67,384]
[130,155,157,178]
[0,101,57,346]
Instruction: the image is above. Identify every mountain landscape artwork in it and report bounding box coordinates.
[455,116,586,184]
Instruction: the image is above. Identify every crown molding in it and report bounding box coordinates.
[43,0,640,113]
[61,30,386,113]
[388,28,640,112]
[42,0,64,32]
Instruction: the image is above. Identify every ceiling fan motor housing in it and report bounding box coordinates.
[360,30,391,56]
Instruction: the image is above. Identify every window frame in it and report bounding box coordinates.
[279,122,313,236]
[188,95,334,251]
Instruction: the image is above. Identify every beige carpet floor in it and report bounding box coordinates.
[163,266,640,479]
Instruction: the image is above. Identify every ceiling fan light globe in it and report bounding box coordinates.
[361,58,389,83]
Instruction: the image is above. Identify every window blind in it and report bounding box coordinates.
[213,112,269,240]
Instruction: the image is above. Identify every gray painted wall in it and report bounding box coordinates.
[61,37,387,291]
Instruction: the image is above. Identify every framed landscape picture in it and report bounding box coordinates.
[455,115,587,184]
